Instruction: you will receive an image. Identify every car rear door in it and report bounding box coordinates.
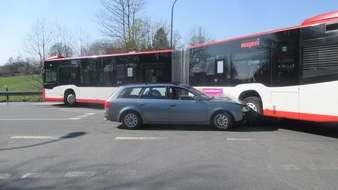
[137,87,170,122]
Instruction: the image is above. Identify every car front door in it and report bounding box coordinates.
[169,87,207,124]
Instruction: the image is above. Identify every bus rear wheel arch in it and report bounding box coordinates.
[64,90,76,107]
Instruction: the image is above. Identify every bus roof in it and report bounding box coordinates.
[44,49,172,61]
[190,10,338,49]
[301,10,338,26]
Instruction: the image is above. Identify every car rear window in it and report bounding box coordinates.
[140,87,167,99]
[117,87,142,98]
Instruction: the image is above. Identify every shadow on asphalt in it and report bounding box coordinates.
[49,103,338,138]
[276,120,338,139]
[117,120,338,139]
[51,103,104,110]
[117,123,278,132]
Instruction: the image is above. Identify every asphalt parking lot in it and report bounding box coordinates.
[1,102,338,190]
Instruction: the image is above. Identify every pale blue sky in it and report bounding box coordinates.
[1,0,337,65]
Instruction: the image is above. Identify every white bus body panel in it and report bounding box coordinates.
[44,85,118,103]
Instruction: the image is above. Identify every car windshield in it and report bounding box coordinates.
[186,86,212,100]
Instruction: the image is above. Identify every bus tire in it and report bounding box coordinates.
[211,111,234,131]
[121,111,142,130]
[64,90,76,107]
[243,96,264,126]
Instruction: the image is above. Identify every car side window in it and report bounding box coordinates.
[170,87,195,100]
[117,87,142,98]
[140,87,167,99]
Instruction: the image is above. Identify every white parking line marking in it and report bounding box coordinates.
[0,113,96,121]
[0,174,11,179]
[115,137,166,140]
[226,138,257,141]
[10,136,60,140]
[307,165,338,170]
[280,165,299,170]
[21,173,51,179]
[70,113,96,120]
[64,171,96,178]
[0,118,70,121]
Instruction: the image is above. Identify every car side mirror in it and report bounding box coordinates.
[193,96,202,101]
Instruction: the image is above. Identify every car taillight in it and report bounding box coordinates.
[104,101,110,109]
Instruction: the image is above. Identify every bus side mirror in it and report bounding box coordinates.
[41,68,45,76]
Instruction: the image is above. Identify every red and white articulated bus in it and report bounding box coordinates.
[43,10,338,124]
[42,50,173,106]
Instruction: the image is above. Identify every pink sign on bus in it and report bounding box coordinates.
[202,88,223,97]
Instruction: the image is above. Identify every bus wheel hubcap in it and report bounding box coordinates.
[67,94,75,104]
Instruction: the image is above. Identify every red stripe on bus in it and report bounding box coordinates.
[44,97,105,104]
[44,97,64,102]
[264,109,338,122]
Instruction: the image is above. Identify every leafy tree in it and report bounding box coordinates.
[152,27,170,50]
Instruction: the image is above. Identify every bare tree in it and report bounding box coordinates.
[187,26,214,46]
[172,29,184,50]
[50,23,76,57]
[83,40,121,55]
[21,16,53,68]
[96,0,147,51]
[48,42,74,57]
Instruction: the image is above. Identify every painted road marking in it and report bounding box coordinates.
[21,173,52,179]
[0,113,96,121]
[10,136,60,140]
[226,138,257,141]
[307,165,338,170]
[0,174,11,179]
[70,113,96,120]
[2,164,338,180]
[115,137,167,140]
[280,165,299,170]
[0,118,71,121]
[64,171,96,178]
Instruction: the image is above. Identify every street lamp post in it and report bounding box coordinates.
[170,0,178,49]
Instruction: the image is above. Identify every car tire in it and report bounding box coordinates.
[211,111,234,131]
[64,90,76,107]
[243,96,264,125]
[121,111,142,130]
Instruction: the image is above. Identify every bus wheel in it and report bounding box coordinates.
[211,111,234,131]
[121,111,142,130]
[64,91,76,107]
[243,96,264,125]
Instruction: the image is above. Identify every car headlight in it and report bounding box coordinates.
[242,106,250,112]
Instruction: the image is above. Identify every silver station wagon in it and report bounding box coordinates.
[104,83,249,130]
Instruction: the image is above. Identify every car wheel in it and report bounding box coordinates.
[243,96,264,125]
[64,91,76,107]
[121,111,142,130]
[212,111,234,131]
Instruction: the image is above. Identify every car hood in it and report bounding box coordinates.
[210,94,243,104]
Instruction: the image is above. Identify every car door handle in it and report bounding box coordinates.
[170,104,176,107]
[140,104,145,106]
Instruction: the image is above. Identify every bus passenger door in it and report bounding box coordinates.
[270,31,300,119]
